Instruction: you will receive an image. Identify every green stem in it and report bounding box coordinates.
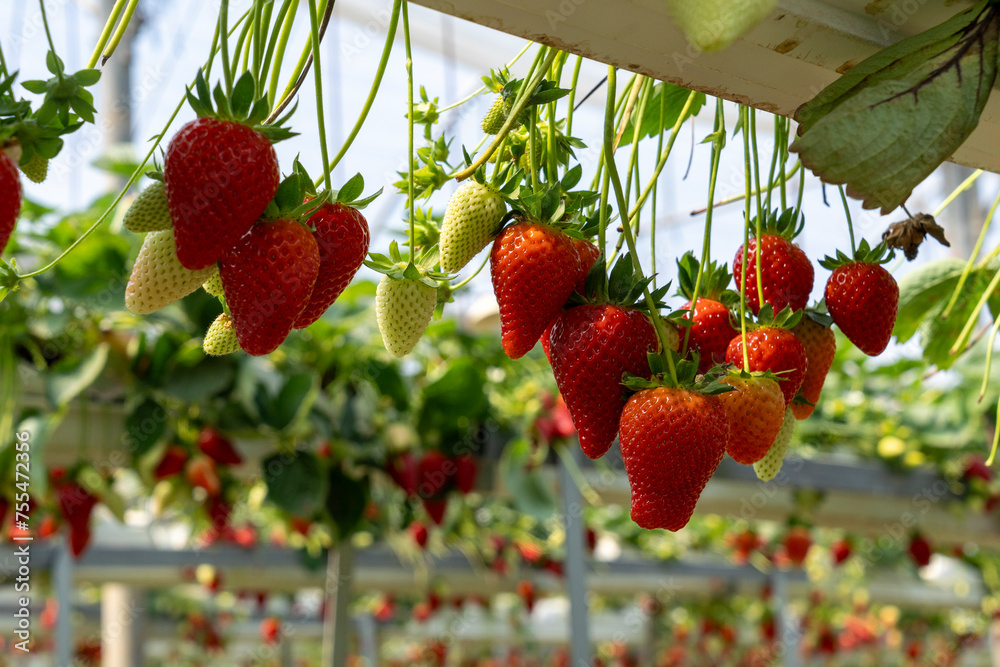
[978,316,1000,402]
[651,82,668,288]
[684,98,724,360]
[950,262,1000,356]
[325,0,402,175]
[690,163,802,216]
[452,253,490,289]
[604,66,676,384]
[87,0,128,69]
[528,107,540,193]
[403,0,415,252]
[934,169,983,217]
[624,78,652,209]
[565,55,583,137]
[839,186,856,255]
[220,0,234,96]
[438,42,533,114]
[764,115,780,213]
[739,106,753,372]
[307,0,332,192]
[779,118,789,209]
[234,14,255,75]
[100,0,141,65]
[749,108,762,219]
[989,395,1000,466]
[254,0,270,92]
[942,191,1000,320]
[454,47,558,182]
[38,0,63,81]
[267,0,300,107]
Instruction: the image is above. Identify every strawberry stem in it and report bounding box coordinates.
[604,66,677,384]
[403,0,416,253]
[989,394,1000,466]
[99,0,141,66]
[219,0,234,97]
[739,105,753,372]
[565,55,583,137]
[683,98,724,359]
[933,168,983,217]
[838,186,856,255]
[528,107,541,193]
[951,261,1000,356]
[749,109,763,225]
[306,0,333,192]
[978,315,1000,402]
[87,0,128,69]
[267,0,300,107]
[324,0,402,175]
[943,189,1000,320]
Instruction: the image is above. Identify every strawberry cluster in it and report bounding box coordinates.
[386,450,478,527]
[123,72,371,357]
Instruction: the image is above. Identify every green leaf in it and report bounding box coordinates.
[416,359,489,446]
[163,358,235,401]
[893,258,967,342]
[45,344,109,408]
[230,71,256,119]
[561,164,582,190]
[72,69,101,86]
[324,467,369,538]
[266,372,318,431]
[499,439,556,519]
[618,84,706,147]
[124,398,168,458]
[791,4,1000,213]
[264,450,328,517]
[45,51,64,76]
[21,80,48,95]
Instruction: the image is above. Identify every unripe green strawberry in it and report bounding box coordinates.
[375,275,438,357]
[753,406,795,481]
[440,181,506,273]
[481,96,506,134]
[123,182,172,233]
[202,272,224,297]
[203,313,240,356]
[125,230,218,315]
[19,153,48,183]
[665,0,777,53]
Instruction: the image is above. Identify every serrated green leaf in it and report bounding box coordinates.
[893,258,967,342]
[336,173,364,203]
[618,84,706,147]
[72,69,101,86]
[45,51,64,76]
[21,80,48,95]
[561,164,582,190]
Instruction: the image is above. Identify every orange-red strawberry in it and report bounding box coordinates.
[491,222,580,358]
[186,455,222,497]
[790,316,836,419]
[154,445,189,480]
[220,219,319,356]
[164,117,280,270]
[0,151,22,255]
[294,203,370,328]
[716,373,785,464]
[821,241,899,356]
[726,327,807,405]
[733,210,813,314]
[619,386,729,531]
[783,525,812,566]
[676,253,735,372]
[548,304,658,459]
[197,427,243,466]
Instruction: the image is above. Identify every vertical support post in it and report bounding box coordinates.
[53,544,74,667]
[280,631,294,667]
[559,448,590,663]
[773,571,800,667]
[101,584,143,667]
[321,544,354,667]
[356,613,378,666]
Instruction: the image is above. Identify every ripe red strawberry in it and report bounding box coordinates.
[821,241,899,356]
[572,237,601,296]
[730,528,759,563]
[0,151,23,255]
[293,203,370,328]
[289,516,312,535]
[790,316,836,419]
[716,373,785,464]
[533,392,577,443]
[516,540,544,563]
[548,305,658,459]
[231,524,257,549]
[386,452,418,496]
[409,521,429,548]
[154,445,189,479]
[374,596,396,622]
[831,538,852,566]
[491,222,581,358]
[515,579,536,613]
[56,481,99,558]
[417,451,451,500]
[726,327,808,405]
[197,427,243,466]
[164,117,280,269]
[783,525,812,566]
[732,210,813,314]
[675,254,735,372]
[453,454,478,494]
[618,386,729,530]
[908,532,933,567]
[260,617,281,646]
[422,498,448,526]
[220,219,320,356]
[206,496,231,535]
[412,601,432,623]
[186,455,222,497]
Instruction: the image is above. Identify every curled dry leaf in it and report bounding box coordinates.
[882,213,950,261]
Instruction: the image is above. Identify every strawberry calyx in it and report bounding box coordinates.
[745,304,804,332]
[622,349,732,396]
[571,254,669,312]
[818,238,895,270]
[749,207,805,241]
[504,179,599,236]
[676,251,732,302]
[185,69,296,144]
[365,240,449,288]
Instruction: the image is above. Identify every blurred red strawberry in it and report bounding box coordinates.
[259,617,281,646]
[198,427,243,466]
[154,445,189,479]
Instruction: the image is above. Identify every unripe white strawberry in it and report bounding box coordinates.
[123,182,172,233]
[754,406,795,482]
[203,272,224,297]
[439,181,505,273]
[125,230,217,315]
[665,0,777,53]
[203,313,240,356]
[375,275,438,357]
[19,153,48,184]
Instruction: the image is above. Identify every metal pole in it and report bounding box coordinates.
[100,583,143,667]
[560,448,591,664]
[357,613,378,666]
[54,544,74,667]
[280,631,293,667]
[773,571,800,667]
[321,544,354,667]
